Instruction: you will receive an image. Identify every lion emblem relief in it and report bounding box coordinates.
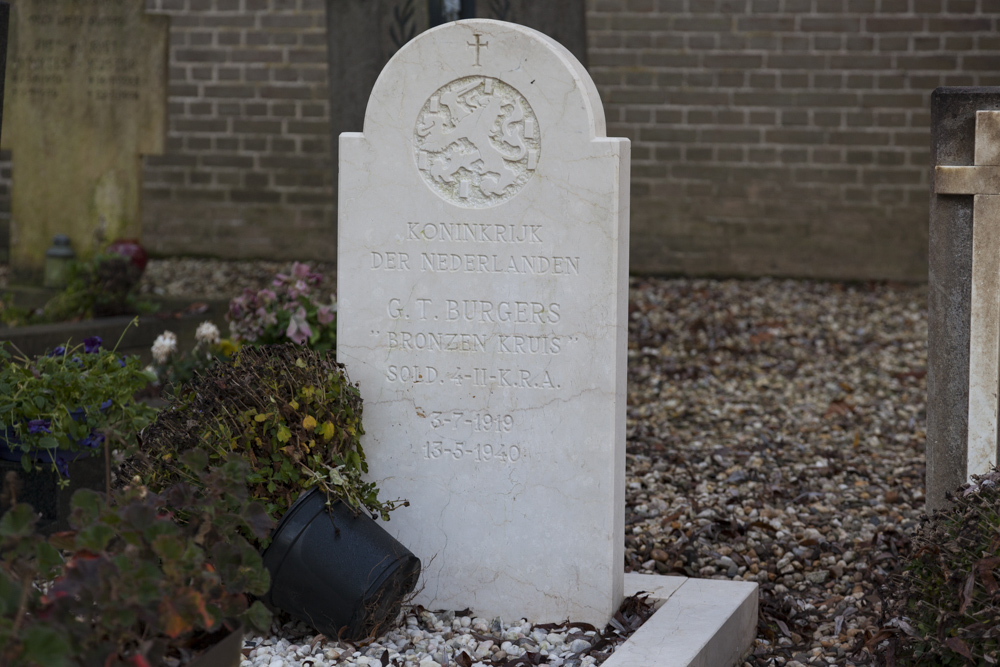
[414,76,541,208]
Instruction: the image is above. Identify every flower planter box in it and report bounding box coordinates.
[0,298,228,363]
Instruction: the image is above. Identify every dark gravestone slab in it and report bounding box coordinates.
[325,0,587,206]
[927,87,1000,511]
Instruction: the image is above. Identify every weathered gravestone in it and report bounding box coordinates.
[0,0,167,280]
[337,20,630,625]
[928,87,1000,511]
[325,0,587,206]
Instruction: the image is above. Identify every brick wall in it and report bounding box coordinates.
[136,0,333,261]
[0,1,997,277]
[588,0,1000,280]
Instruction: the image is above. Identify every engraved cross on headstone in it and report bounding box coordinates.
[467,32,487,66]
[935,110,1000,480]
[0,0,167,280]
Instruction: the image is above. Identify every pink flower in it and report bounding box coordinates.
[286,310,312,345]
[291,262,311,280]
[317,306,335,325]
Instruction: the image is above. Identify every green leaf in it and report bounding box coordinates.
[152,534,185,561]
[276,424,291,443]
[242,600,273,633]
[69,488,104,528]
[35,541,64,576]
[0,569,23,614]
[0,503,37,537]
[20,625,71,667]
[76,523,116,552]
[180,448,209,471]
[37,435,59,449]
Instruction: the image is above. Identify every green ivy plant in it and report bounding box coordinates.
[42,253,157,323]
[130,344,404,539]
[0,452,274,667]
[0,328,158,482]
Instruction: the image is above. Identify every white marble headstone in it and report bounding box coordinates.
[337,19,629,626]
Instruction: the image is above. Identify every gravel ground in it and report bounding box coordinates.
[113,260,934,665]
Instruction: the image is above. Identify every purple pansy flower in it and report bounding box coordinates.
[80,432,105,449]
[48,346,67,357]
[27,419,51,434]
[54,456,70,478]
[83,336,102,353]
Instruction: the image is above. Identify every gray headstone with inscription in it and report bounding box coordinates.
[337,19,629,626]
[0,0,167,280]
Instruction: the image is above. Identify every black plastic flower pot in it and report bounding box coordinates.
[261,488,421,641]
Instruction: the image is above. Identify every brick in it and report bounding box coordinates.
[877,36,910,52]
[202,155,255,169]
[640,127,699,142]
[865,17,925,32]
[175,119,230,133]
[896,55,961,70]
[764,129,824,146]
[175,48,228,62]
[928,17,991,32]
[813,110,842,127]
[767,54,827,70]
[233,119,283,134]
[260,86,315,100]
[674,16,732,31]
[943,36,974,50]
[812,35,843,50]
[828,55,893,70]
[703,128,762,143]
[232,189,282,203]
[964,55,1000,71]
[799,17,861,32]
[736,16,795,30]
[703,54,764,69]
[687,34,718,49]
[230,49,285,64]
[203,84,257,98]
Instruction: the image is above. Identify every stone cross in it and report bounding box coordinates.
[934,110,1000,484]
[0,0,167,280]
[338,19,629,626]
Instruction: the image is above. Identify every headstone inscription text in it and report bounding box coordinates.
[338,20,630,626]
[0,0,167,277]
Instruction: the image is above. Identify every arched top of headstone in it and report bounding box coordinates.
[362,19,606,141]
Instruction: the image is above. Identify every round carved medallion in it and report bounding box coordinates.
[414,76,541,208]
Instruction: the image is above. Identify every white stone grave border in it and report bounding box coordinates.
[602,574,758,667]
